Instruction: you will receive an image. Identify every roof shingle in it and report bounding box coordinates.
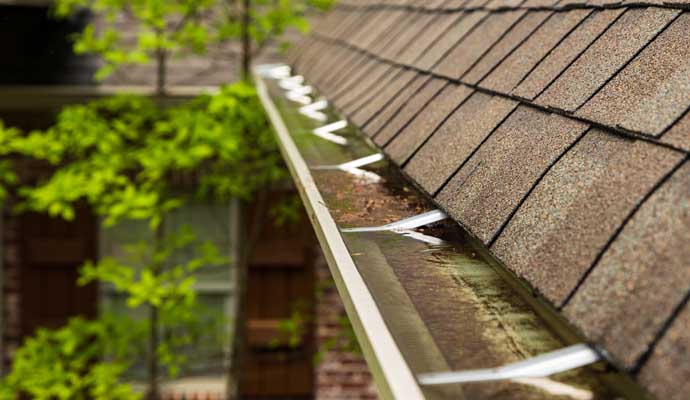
[287,4,690,396]
[491,131,683,305]
[373,78,448,145]
[432,11,527,79]
[386,84,474,164]
[661,109,690,151]
[479,9,591,93]
[397,13,465,65]
[415,11,488,70]
[405,93,518,194]
[512,9,624,100]
[462,11,552,84]
[536,8,679,112]
[362,74,430,137]
[563,159,690,370]
[576,13,690,136]
[639,297,690,400]
[350,68,417,127]
[436,106,588,244]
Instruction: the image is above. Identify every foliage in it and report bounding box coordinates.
[82,226,222,310]
[10,82,285,228]
[314,315,360,364]
[0,122,19,203]
[313,279,361,364]
[269,280,362,364]
[80,225,228,377]
[269,301,309,349]
[0,0,337,396]
[53,0,219,81]
[0,226,230,398]
[216,0,335,54]
[53,0,335,83]
[0,82,285,396]
[0,316,144,400]
[0,225,230,397]
[269,194,302,227]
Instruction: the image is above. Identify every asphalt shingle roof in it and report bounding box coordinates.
[287,1,690,397]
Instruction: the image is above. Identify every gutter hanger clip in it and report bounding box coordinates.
[401,230,447,246]
[299,99,329,121]
[279,75,304,90]
[313,120,349,145]
[417,344,601,386]
[312,153,384,183]
[336,153,384,170]
[286,85,313,105]
[258,64,291,79]
[341,209,448,233]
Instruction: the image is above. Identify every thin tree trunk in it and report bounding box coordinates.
[146,221,165,400]
[156,49,167,96]
[155,26,168,96]
[147,306,159,400]
[240,0,251,81]
[228,3,257,397]
[226,189,269,400]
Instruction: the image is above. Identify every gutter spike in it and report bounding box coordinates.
[286,85,313,105]
[279,75,304,90]
[341,209,448,233]
[258,64,291,79]
[312,153,384,170]
[401,230,447,246]
[311,154,384,183]
[338,153,384,170]
[417,344,601,385]
[299,99,329,121]
[313,120,349,145]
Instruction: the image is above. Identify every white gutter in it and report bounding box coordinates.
[255,67,425,400]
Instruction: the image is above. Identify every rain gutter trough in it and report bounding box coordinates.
[254,64,647,400]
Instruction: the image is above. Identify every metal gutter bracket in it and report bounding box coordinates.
[257,64,292,79]
[417,344,601,386]
[313,120,349,145]
[299,99,329,121]
[341,209,448,233]
[286,85,313,105]
[312,153,384,182]
[279,75,304,90]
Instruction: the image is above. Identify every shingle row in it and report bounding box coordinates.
[305,5,690,141]
[333,0,690,10]
[289,3,690,399]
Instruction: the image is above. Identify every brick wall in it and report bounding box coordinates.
[2,200,22,370]
[314,250,378,400]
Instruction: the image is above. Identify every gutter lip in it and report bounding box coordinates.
[254,66,426,400]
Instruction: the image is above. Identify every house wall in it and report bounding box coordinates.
[314,251,377,400]
[1,204,21,370]
[0,4,378,396]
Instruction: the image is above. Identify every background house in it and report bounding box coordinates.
[0,2,376,398]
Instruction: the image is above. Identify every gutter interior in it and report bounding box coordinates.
[257,66,647,400]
